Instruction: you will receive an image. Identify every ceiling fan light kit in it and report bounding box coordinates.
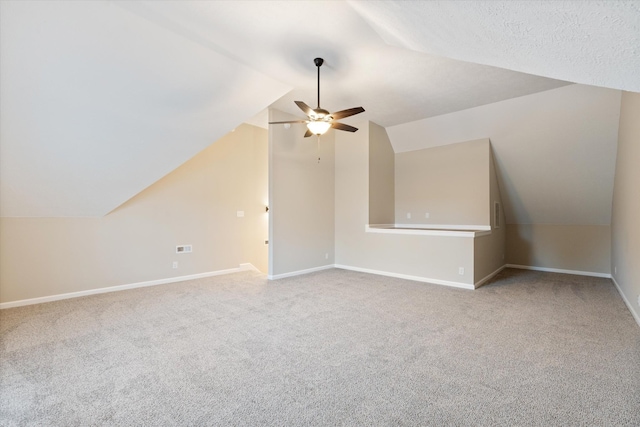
[269,57,365,137]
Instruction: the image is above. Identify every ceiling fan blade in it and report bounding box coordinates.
[304,129,314,138]
[294,101,314,116]
[268,120,308,124]
[330,107,365,120]
[331,122,358,132]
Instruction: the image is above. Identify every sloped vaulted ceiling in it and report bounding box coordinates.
[0,1,290,217]
[2,1,638,218]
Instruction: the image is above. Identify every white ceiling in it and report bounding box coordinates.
[118,0,571,128]
[1,1,638,217]
[349,0,640,92]
[0,1,289,216]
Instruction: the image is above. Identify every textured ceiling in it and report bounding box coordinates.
[1,1,637,217]
[349,0,640,92]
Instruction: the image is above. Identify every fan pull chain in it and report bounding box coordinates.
[317,135,321,163]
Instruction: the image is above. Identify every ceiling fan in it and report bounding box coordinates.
[269,57,365,137]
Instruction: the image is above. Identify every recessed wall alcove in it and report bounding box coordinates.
[363,128,506,288]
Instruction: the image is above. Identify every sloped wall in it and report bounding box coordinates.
[0,124,268,304]
[611,91,640,325]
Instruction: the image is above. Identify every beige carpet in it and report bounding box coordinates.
[1,268,639,425]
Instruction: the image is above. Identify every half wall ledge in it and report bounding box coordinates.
[366,224,491,238]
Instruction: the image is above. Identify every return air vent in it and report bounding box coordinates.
[176,245,193,254]
[494,202,501,229]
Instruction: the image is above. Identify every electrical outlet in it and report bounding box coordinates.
[176,245,192,254]
[637,295,640,308]
[407,212,411,219]
[237,211,245,218]
[614,266,617,274]
[458,267,464,275]
[325,253,329,260]
[172,261,178,269]
[425,213,430,219]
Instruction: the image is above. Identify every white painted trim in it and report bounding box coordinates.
[334,264,475,290]
[366,225,491,238]
[394,223,491,231]
[474,264,506,289]
[611,276,640,328]
[239,263,260,272]
[0,264,260,310]
[370,223,491,231]
[505,264,611,278]
[267,264,334,280]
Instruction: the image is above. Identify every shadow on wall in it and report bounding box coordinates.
[507,224,611,274]
[491,150,531,226]
[507,226,534,266]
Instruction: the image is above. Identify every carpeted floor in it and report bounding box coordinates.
[1,268,639,426]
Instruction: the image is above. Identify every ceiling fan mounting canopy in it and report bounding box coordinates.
[269,57,365,137]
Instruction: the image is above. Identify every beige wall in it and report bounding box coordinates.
[474,148,506,284]
[268,109,335,276]
[0,124,269,304]
[368,122,395,224]
[611,91,640,323]
[335,121,475,285]
[387,85,619,280]
[506,224,611,274]
[388,85,621,227]
[395,139,490,225]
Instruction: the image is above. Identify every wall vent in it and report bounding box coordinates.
[176,245,193,254]
[494,202,501,229]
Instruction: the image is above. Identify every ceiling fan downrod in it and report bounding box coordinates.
[314,57,323,109]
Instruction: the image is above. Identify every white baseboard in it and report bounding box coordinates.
[474,265,506,289]
[334,264,475,290]
[506,264,611,279]
[611,276,640,328]
[267,264,334,280]
[239,263,260,272]
[0,264,260,310]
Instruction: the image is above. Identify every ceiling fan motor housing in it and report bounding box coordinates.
[313,108,331,120]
